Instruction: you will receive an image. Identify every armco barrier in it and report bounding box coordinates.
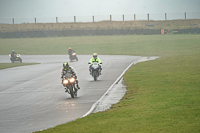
[0,28,199,38]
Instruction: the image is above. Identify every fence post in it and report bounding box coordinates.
[74,16,76,23]
[134,14,136,21]
[12,18,14,24]
[56,17,58,23]
[147,14,149,21]
[35,18,36,24]
[185,12,186,20]
[165,13,167,20]
[123,14,124,21]
[93,16,94,22]
[110,15,112,21]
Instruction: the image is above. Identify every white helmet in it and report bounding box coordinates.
[93,53,97,58]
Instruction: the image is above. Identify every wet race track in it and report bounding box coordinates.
[0,55,143,133]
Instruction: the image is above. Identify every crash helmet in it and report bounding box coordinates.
[69,47,71,50]
[63,62,69,70]
[93,53,97,59]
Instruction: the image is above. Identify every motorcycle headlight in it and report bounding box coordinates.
[63,79,68,84]
[70,78,75,83]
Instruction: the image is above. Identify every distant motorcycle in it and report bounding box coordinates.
[62,70,78,98]
[9,54,22,63]
[89,61,102,81]
[69,52,78,62]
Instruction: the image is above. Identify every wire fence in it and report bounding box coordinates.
[0,12,199,24]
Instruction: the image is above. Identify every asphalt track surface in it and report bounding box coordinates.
[0,55,142,133]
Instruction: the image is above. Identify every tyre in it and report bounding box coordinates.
[93,71,97,81]
[76,57,78,61]
[69,57,72,62]
[69,86,74,98]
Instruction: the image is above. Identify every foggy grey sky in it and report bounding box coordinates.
[0,0,200,18]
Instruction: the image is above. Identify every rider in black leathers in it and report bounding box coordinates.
[11,50,17,58]
[61,62,80,90]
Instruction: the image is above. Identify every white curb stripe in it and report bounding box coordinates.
[82,60,138,117]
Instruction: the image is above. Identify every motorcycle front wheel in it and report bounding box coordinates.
[93,71,97,81]
[68,86,74,98]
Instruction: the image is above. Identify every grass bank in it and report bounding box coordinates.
[0,35,199,132]
[0,19,199,32]
[0,63,39,70]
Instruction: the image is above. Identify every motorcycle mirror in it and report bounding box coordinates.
[100,62,102,64]
[88,62,91,64]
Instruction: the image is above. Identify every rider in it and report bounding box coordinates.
[68,47,75,59]
[89,53,102,74]
[11,50,17,58]
[61,62,80,90]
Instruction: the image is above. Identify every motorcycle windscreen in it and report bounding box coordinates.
[64,72,72,79]
[92,62,99,69]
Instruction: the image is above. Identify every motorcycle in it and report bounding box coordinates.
[69,52,78,62]
[88,61,102,81]
[62,70,78,98]
[9,54,22,63]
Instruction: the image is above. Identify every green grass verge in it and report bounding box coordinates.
[0,35,199,132]
[1,35,200,56]
[0,63,39,70]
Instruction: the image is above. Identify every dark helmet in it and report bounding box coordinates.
[63,62,69,69]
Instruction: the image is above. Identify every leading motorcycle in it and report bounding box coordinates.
[62,70,78,98]
[88,61,102,81]
[9,54,22,63]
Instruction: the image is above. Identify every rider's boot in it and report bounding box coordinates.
[76,80,80,89]
[99,69,102,75]
[77,84,80,89]
[89,69,92,75]
[99,67,102,75]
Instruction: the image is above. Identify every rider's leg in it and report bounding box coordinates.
[99,66,102,75]
[61,74,63,84]
[76,80,80,89]
[89,65,92,75]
